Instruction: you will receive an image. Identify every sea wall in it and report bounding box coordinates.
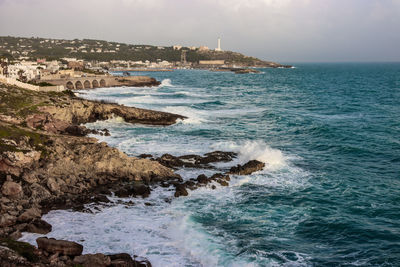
[0,75,65,92]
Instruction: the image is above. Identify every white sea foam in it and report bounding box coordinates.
[160,78,173,87]
[162,106,209,124]
[211,140,286,170]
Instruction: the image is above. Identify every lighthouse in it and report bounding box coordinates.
[215,37,222,51]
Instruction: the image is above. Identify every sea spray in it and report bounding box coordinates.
[160,78,173,87]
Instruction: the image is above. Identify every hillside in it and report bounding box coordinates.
[0,36,288,67]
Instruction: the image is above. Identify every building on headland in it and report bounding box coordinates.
[68,61,84,70]
[199,60,225,66]
[198,46,210,52]
[173,45,182,50]
[7,63,41,81]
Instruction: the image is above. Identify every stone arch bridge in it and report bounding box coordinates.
[45,76,113,90]
[42,75,159,90]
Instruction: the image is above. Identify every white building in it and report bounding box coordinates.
[8,63,41,81]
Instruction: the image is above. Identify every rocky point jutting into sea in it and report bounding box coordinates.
[0,81,265,266]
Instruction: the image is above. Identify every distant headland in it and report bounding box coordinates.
[0,36,291,71]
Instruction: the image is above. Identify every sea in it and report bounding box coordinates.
[21,63,400,266]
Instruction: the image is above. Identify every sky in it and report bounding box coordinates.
[0,0,399,62]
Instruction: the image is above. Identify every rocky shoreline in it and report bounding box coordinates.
[0,82,266,266]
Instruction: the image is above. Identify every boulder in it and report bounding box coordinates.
[1,181,22,199]
[36,237,83,256]
[63,125,91,136]
[228,160,265,175]
[0,214,16,227]
[109,253,152,267]
[25,219,52,234]
[174,184,188,197]
[196,174,209,184]
[17,207,41,222]
[114,183,151,198]
[73,253,111,267]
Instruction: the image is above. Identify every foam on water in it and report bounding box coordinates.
[211,140,286,170]
[160,78,173,87]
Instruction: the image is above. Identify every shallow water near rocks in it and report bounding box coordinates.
[21,64,400,266]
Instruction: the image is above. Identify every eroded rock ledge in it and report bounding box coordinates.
[0,84,182,265]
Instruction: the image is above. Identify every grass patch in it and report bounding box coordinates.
[0,125,49,158]
[0,237,39,263]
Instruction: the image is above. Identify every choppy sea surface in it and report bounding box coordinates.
[21,63,400,266]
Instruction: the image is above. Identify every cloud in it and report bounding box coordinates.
[0,0,399,62]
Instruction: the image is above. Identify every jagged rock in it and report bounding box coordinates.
[109,253,152,267]
[156,151,237,169]
[156,153,188,168]
[17,207,41,222]
[228,160,265,175]
[0,214,17,227]
[1,181,23,199]
[73,253,111,267]
[114,182,151,198]
[25,219,52,234]
[197,151,237,164]
[36,237,83,256]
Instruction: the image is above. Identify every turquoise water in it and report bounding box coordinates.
[22,64,400,266]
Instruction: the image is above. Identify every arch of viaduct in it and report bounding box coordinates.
[43,76,117,90]
[65,77,107,90]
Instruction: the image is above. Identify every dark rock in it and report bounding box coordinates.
[64,125,90,136]
[114,182,151,198]
[73,253,111,267]
[184,180,197,190]
[109,253,152,267]
[228,160,265,175]
[156,154,188,168]
[102,128,111,136]
[216,180,229,186]
[25,219,52,234]
[138,154,153,159]
[197,174,209,184]
[174,184,188,197]
[156,151,237,169]
[197,151,237,164]
[91,195,110,203]
[36,237,83,256]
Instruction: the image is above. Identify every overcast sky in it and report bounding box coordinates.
[0,0,399,62]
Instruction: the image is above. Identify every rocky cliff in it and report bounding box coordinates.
[0,83,184,265]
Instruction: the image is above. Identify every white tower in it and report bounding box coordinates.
[216,37,221,51]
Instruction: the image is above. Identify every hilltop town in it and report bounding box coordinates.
[0,36,290,79]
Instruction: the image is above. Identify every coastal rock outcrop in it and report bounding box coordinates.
[40,98,186,126]
[73,253,111,267]
[155,151,237,169]
[36,237,83,256]
[229,160,265,175]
